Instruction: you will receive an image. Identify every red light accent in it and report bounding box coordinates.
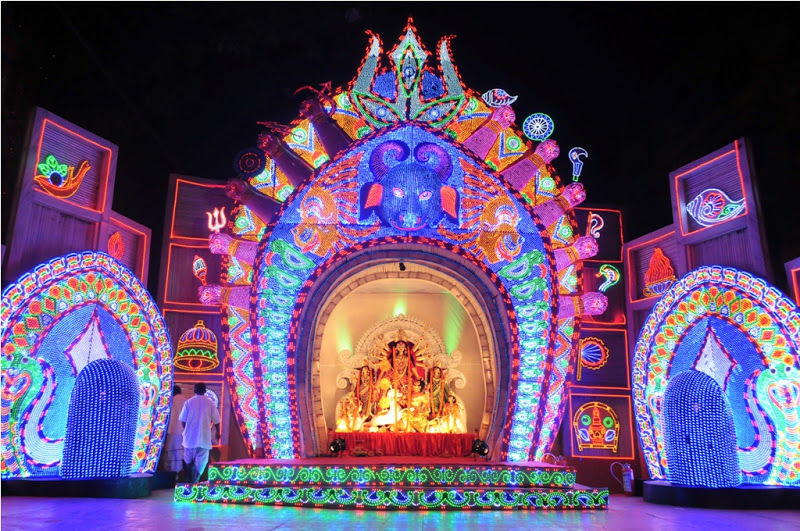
[440,186,457,218]
[364,183,383,209]
[625,230,676,304]
[791,267,800,305]
[109,214,149,281]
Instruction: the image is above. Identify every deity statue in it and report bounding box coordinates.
[334,315,467,434]
[375,333,427,412]
[334,365,376,432]
[427,365,453,419]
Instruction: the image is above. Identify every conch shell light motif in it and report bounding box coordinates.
[686,188,745,227]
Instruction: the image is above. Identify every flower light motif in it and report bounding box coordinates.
[522,113,554,141]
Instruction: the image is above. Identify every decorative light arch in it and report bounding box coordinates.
[252,124,557,460]
[212,21,600,463]
[632,266,800,486]
[1,252,173,477]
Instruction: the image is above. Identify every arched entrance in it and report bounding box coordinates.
[291,243,516,457]
[251,124,560,460]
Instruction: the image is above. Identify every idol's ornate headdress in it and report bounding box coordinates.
[337,314,465,390]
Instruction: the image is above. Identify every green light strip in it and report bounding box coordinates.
[208,463,576,488]
[174,484,608,510]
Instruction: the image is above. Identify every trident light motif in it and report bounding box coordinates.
[206,207,227,234]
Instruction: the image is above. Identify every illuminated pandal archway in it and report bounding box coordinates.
[1,252,173,478]
[633,266,800,486]
[205,21,605,462]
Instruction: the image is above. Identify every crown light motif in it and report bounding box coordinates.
[351,19,466,129]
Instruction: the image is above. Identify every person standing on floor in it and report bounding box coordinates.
[163,385,187,473]
[179,383,221,483]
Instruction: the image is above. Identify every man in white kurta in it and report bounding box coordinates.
[179,383,220,483]
[164,385,188,472]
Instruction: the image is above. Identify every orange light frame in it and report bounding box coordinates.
[567,392,635,460]
[673,140,747,237]
[169,178,229,241]
[625,230,677,304]
[33,118,113,214]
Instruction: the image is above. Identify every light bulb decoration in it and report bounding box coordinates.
[586,211,604,239]
[522,113,554,141]
[573,401,619,453]
[633,266,800,486]
[686,188,745,228]
[33,154,91,199]
[192,255,208,286]
[0,251,172,478]
[217,20,599,461]
[642,247,676,298]
[107,231,125,261]
[175,320,220,372]
[577,337,610,382]
[481,88,518,108]
[60,359,139,479]
[663,370,742,488]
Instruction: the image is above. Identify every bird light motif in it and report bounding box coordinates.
[33,154,91,199]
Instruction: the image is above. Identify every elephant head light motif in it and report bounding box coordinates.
[361,140,459,230]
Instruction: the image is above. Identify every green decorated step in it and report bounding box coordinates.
[207,459,576,489]
[174,483,608,510]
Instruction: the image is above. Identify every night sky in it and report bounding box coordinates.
[3,3,799,295]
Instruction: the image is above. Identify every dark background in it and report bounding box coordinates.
[3,3,799,295]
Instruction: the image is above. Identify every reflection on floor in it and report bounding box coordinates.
[2,491,799,530]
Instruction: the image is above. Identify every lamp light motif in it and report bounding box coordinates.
[643,247,677,298]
